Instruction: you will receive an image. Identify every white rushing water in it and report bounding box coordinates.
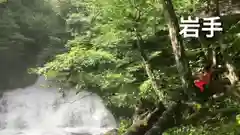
[0,77,117,135]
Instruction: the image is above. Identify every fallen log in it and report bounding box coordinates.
[144,102,186,135]
[122,102,165,135]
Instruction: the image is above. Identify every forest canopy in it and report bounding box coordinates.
[1,0,240,134]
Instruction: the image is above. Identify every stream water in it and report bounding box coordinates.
[0,77,117,135]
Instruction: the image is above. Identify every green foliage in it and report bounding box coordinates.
[37,0,167,102]
[29,0,240,134]
[0,0,7,3]
[163,97,240,135]
[173,0,203,15]
[3,0,240,135]
[118,118,132,134]
[0,0,67,89]
[164,122,240,135]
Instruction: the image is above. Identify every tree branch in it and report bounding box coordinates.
[123,103,165,135]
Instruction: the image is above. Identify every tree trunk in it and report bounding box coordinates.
[198,0,219,67]
[214,0,239,85]
[123,103,165,135]
[140,0,195,134]
[123,6,168,135]
[145,102,186,135]
[206,0,240,100]
[160,0,193,96]
[136,33,161,94]
[132,5,161,94]
[221,46,239,85]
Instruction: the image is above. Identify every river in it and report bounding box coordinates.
[0,77,117,135]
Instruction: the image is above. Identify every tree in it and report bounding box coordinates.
[0,0,67,90]
[161,0,194,95]
[33,0,240,134]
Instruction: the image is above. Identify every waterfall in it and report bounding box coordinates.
[0,77,117,135]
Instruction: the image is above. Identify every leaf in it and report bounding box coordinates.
[236,114,240,125]
[149,51,162,59]
[0,0,7,3]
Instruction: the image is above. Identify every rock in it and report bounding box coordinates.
[70,133,91,135]
[104,129,118,135]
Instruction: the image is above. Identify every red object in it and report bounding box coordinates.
[194,80,207,92]
[194,71,212,92]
